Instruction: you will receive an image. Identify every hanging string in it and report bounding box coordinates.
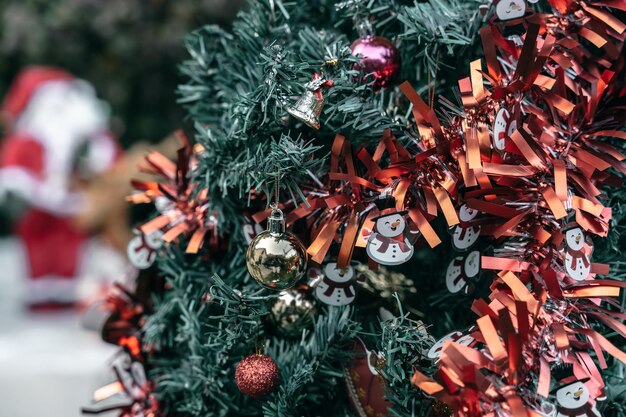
[429,49,441,109]
[273,172,280,209]
[426,62,433,109]
[254,335,265,356]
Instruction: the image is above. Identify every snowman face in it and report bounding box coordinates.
[496,0,526,21]
[459,205,479,222]
[375,213,406,238]
[426,331,474,360]
[565,227,585,250]
[464,251,481,278]
[324,263,354,283]
[556,382,590,409]
[493,108,517,151]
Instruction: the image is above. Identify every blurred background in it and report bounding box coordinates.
[0,1,241,415]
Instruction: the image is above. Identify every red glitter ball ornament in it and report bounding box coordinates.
[235,353,280,398]
[350,36,401,90]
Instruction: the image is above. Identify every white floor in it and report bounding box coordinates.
[0,238,126,417]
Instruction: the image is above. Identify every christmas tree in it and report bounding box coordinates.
[86,1,626,416]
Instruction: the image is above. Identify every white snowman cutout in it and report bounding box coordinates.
[242,219,264,244]
[563,225,591,281]
[127,229,164,269]
[555,379,601,417]
[452,204,482,251]
[315,262,358,306]
[495,0,526,21]
[493,107,517,152]
[366,209,415,265]
[445,250,481,294]
[425,331,474,361]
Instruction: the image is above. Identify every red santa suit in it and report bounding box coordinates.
[0,66,119,308]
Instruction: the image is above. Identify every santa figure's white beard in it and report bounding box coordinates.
[15,80,109,139]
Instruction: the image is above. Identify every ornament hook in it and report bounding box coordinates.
[267,207,285,235]
[269,173,284,235]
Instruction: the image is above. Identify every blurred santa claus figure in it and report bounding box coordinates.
[0,66,120,310]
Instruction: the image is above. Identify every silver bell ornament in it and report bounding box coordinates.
[285,73,334,130]
[246,206,308,290]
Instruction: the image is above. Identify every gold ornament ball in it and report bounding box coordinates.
[269,287,317,336]
[246,208,307,290]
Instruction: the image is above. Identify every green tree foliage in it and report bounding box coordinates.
[140,0,626,416]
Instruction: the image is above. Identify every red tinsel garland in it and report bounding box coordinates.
[271,1,626,415]
[128,130,220,254]
[116,1,626,416]
[404,1,626,416]
[82,281,163,417]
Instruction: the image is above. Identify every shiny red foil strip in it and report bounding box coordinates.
[409,2,626,416]
[129,130,223,254]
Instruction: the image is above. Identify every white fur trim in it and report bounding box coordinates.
[0,166,39,202]
[25,277,78,303]
[0,166,85,215]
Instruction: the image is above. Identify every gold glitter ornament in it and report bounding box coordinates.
[246,206,308,290]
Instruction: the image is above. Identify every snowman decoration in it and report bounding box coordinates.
[127,229,164,269]
[445,250,481,294]
[315,262,362,306]
[452,204,482,251]
[242,217,264,244]
[495,0,526,21]
[366,208,415,265]
[425,331,475,361]
[493,107,517,152]
[563,225,592,281]
[493,0,535,44]
[555,378,601,417]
